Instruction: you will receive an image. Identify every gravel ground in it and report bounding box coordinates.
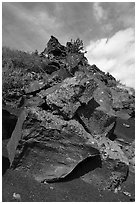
[2,117,135,202]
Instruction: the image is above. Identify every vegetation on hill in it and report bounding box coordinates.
[2,47,47,101]
[3,36,135,197]
[2,37,135,114]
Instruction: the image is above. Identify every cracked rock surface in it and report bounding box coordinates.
[3,36,135,196]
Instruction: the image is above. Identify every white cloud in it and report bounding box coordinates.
[86,28,135,88]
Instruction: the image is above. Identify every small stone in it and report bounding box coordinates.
[123,123,130,128]
[114,188,118,194]
[114,186,121,193]
[123,191,131,197]
[50,186,54,190]
[44,180,48,184]
[13,193,21,201]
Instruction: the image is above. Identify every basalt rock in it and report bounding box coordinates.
[7,72,129,189]
[66,53,85,75]
[77,100,116,136]
[5,36,134,191]
[7,105,129,189]
[25,80,46,95]
[8,107,99,182]
[76,79,116,136]
[110,87,134,111]
[110,87,134,120]
[44,72,98,119]
[104,160,129,191]
[42,36,67,58]
[44,61,61,75]
[122,140,135,172]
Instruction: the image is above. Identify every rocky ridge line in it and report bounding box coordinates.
[4,36,135,192]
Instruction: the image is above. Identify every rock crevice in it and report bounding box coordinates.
[5,36,135,191]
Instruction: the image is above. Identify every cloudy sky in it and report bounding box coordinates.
[2,2,135,88]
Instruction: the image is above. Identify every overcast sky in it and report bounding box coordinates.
[2,2,135,88]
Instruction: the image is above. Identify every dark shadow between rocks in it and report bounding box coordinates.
[45,155,102,183]
[108,133,117,141]
[39,100,51,111]
[73,113,91,134]
[77,99,100,120]
[2,109,18,139]
[106,120,117,141]
[2,156,10,175]
[73,99,100,134]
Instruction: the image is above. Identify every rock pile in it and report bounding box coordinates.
[6,36,134,190]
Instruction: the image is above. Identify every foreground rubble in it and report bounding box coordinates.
[3,36,135,194]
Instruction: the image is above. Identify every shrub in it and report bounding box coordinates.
[2,47,47,100]
[66,38,84,53]
[2,47,45,73]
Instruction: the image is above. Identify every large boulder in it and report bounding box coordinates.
[7,71,129,189]
[77,99,116,136]
[7,107,99,182]
[42,36,67,58]
[110,87,134,119]
[7,105,129,189]
[44,72,98,119]
[77,82,116,136]
[5,36,134,192]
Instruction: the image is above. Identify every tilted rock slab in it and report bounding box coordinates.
[7,71,129,189]
[7,107,99,182]
[45,72,98,119]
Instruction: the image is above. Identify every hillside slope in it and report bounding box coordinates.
[2,36,135,202]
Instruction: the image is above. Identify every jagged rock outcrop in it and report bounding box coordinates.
[42,35,67,58]
[5,36,134,191]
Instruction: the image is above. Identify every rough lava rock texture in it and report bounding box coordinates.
[6,36,135,191]
[8,107,99,183]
